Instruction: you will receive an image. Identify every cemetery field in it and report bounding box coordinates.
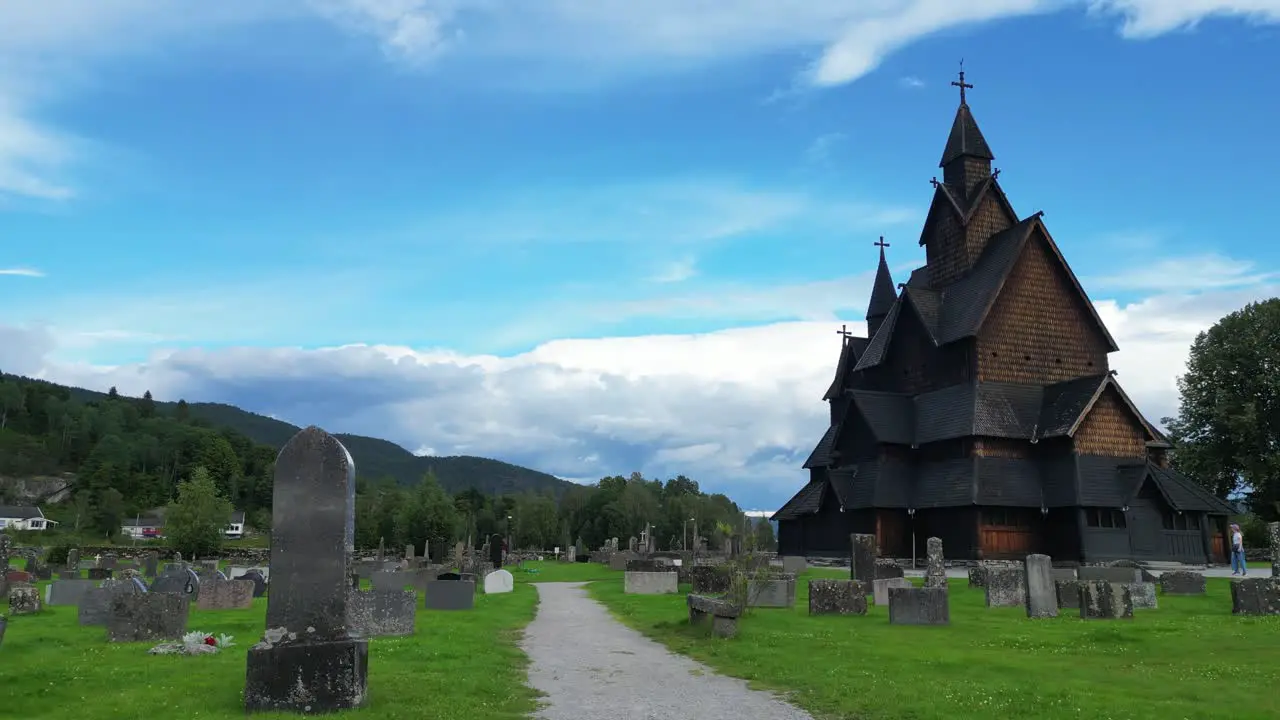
[590,572,1280,720]
[510,560,622,583]
[4,581,541,720]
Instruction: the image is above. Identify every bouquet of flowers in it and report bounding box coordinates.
[149,631,236,655]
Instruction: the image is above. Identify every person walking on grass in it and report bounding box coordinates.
[1230,523,1248,576]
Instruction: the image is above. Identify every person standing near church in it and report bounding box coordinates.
[1230,523,1248,576]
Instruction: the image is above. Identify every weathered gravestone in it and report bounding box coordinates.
[424,578,475,610]
[888,587,950,625]
[1055,579,1083,610]
[5,570,32,584]
[79,578,145,625]
[781,556,807,575]
[1230,578,1280,615]
[625,559,673,573]
[151,566,200,602]
[404,544,414,562]
[144,551,158,578]
[925,537,946,588]
[237,570,269,598]
[9,584,41,614]
[688,565,733,594]
[483,569,514,594]
[874,560,905,580]
[1127,582,1158,609]
[968,566,987,588]
[624,571,679,595]
[87,568,113,580]
[1078,566,1140,584]
[489,534,503,568]
[102,553,118,570]
[0,533,10,570]
[244,427,368,713]
[808,579,867,615]
[197,579,255,610]
[370,571,409,593]
[45,578,96,607]
[1159,570,1205,595]
[107,592,188,642]
[873,577,912,606]
[1079,581,1133,620]
[849,533,876,587]
[348,589,416,637]
[746,573,796,608]
[1270,522,1280,580]
[67,548,81,571]
[608,551,637,572]
[1023,554,1058,618]
[985,568,1026,608]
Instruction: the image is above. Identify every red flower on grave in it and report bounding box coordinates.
[204,636,217,646]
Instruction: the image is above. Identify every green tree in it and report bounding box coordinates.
[1166,299,1280,519]
[93,487,127,538]
[751,517,776,551]
[166,465,233,557]
[0,380,24,429]
[139,390,156,418]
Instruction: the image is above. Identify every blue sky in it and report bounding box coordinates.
[2,1,1278,510]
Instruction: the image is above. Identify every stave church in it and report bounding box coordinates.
[773,72,1234,564]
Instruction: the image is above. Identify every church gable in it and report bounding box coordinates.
[1070,385,1148,458]
[975,223,1114,384]
[877,298,942,394]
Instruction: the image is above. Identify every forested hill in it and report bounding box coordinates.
[1,374,575,500]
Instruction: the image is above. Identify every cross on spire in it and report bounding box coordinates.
[836,324,853,340]
[874,236,890,250]
[952,61,973,106]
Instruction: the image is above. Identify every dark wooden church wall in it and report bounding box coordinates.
[924,199,969,287]
[834,411,879,462]
[777,520,804,556]
[977,506,1039,559]
[875,509,911,558]
[799,488,858,558]
[960,191,1016,268]
[1040,508,1082,560]
[1081,506,1133,561]
[975,229,1111,385]
[914,507,978,560]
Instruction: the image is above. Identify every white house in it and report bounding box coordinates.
[225,511,246,539]
[0,505,57,531]
[121,510,247,539]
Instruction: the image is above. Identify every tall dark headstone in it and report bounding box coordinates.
[244,427,368,713]
[849,533,876,587]
[924,537,946,588]
[1269,522,1280,581]
[489,533,503,568]
[67,548,81,571]
[144,551,159,578]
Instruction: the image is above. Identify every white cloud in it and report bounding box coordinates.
[900,76,926,88]
[802,133,846,168]
[0,267,46,277]
[1088,0,1280,38]
[649,257,698,284]
[8,272,1274,508]
[1088,254,1277,291]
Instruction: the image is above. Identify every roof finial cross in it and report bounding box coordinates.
[874,236,890,250]
[952,59,973,105]
[836,324,853,340]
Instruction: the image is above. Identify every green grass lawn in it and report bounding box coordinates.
[508,560,621,584]
[589,570,1280,720]
[3,580,541,720]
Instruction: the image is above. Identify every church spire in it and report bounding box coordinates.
[939,64,994,199]
[866,237,896,338]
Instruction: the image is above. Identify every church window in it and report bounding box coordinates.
[1086,508,1127,529]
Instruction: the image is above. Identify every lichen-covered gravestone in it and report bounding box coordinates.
[80,578,144,626]
[107,593,188,642]
[1159,571,1205,595]
[196,579,255,610]
[849,533,876,587]
[888,587,949,625]
[8,584,41,615]
[1079,581,1133,620]
[1055,579,1083,610]
[143,551,159,578]
[244,427,368,713]
[984,568,1026,608]
[924,537,946,588]
[1023,554,1058,618]
[0,533,11,571]
[348,588,416,637]
[1270,522,1280,580]
[1230,578,1280,615]
[808,579,867,615]
[1127,582,1158,609]
[875,560,905,579]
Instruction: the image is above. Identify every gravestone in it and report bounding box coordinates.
[1270,522,1280,580]
[687,565,732,594]
[424,579,475,610]
[405,544,414,562]
[924,537,946,588]
[103,553,118,570]
[873,577,912,606]
[1230,578,1280,615]
[6,570,32,584]
[483,569,514,594]
[1159,570,1206,595]
[1055,579,1083,610]
[746,574,796,608]
[1052,568,1078,582]
[67,548,81,570]
[489,534,503,568]
[80,578,145,626]
[370,571,408,593]
[244,427,368,713]
[874,560,905,579]
[377,537,385,563]
[151,566,200,601]
[196,579,255,610]
[888,587,949,625]
[0,533,9,570]
[808,579,867,615]
[1127,582,1158,609]
[781,556,807,575]
[106,592,188,642]
[87,568,113,580]
[967,566,987,588]
[239,570,269,598]
[1023,554,1058,618]
[348,589,416,637]
[144,551,158,577]
[8,584,41,614]
[849,533,876,587]
[565,545,577,563]
[985,568,1026,608]
[1079,581,1134,620]
[626,559,673,573]
[624,571,678,595]
[46,579,96,607]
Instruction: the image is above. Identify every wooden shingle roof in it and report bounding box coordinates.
[822,336,869,401]
[940,102,994,166]
[771,481,827,521]
[867,246,898,321]
[802,425,838,469]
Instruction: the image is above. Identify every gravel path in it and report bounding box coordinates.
[521,582,814,720]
